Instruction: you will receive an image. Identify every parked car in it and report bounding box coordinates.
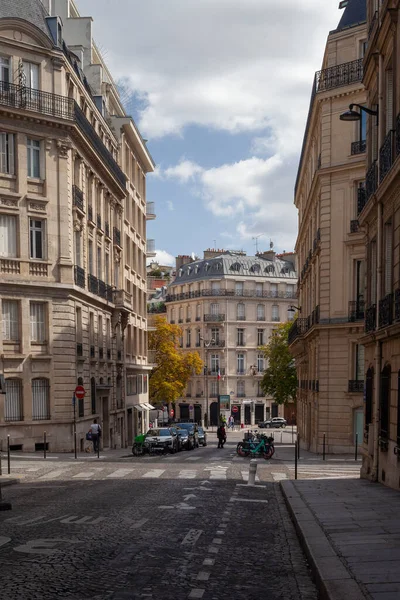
[197,426,207,446]
[259,417,287,429]
[169,426,183,451]
[144,428,179,453]
[177,423,199,449]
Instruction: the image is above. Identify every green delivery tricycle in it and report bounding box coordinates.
[132,433,148,456]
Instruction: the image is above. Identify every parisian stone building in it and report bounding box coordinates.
[165,249,297,426]
[0,0,155,452]
[289,1,367,453]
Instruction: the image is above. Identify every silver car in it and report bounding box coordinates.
[144,427,179,453]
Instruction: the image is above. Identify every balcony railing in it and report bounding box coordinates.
[88,274,99,295]
[73,103,126,189]
[72,185,84,211]
[204,314,225,322]
[348,300,365,322]
[316,58,363,92]
[166,289,297,301]
[350,219,360,233]
[113,227,121,246]
[379,130,395,182]
[379,293,393,328]
[366,161,377,201]
[288,318,309,345]
[395,289,400,322]
[365,304,376,333]
[351,140,366,155]
[357,186,366,215]
[0,81,74,119]
[74,265,85,288]
[348,380,364,393]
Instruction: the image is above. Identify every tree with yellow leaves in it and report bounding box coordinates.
[149,316,203,404]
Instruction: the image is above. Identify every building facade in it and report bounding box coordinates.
[165,249,297,426]
[0,0,155,452]
[357,0,400,489]
[289,1,367,453]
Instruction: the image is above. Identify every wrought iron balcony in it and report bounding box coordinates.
[88,274,99,295]
[0,81,74,120]
[351,140,366,155]
[88,205,94,222]
[350,219,360,233]
[237,315,246,321]
[204,314,225,322]
[348,380,364,393]
[73,103,126,190]
[379,293,393,328]
[357,186,366,215]
[76,343,83,357]
[379,130,395,182]
[105,221,110,238]
[97,213,102,230]
[288,318,309,345]
[74,265,85,288]
[395,289,400,322]
[146,202,156,219]
[72,185,84,211]
[316,58,363,92]
[348,300,365,322]
[113,227,121,246]
[98,279,107,299]
[365,304,376,333]
[366,161,377,201]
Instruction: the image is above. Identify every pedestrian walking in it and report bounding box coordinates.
[89,419,101,453]
[217,424,226,448]
[228,415,234,430]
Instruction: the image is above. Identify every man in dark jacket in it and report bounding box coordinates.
[217,424,226,448]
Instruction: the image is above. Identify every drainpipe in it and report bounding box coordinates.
[372,54,384,482]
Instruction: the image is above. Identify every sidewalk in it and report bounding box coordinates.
[281,478,400,600]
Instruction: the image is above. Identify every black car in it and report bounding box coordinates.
[197,426,207,446]
[177,423,199,449]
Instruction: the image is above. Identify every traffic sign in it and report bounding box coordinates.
[75,385,85,400]
[232,406,239,413]
[189,404,194,411]
[170,409,174,417]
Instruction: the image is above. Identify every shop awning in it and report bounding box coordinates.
[133,404,146,412]
[144,402,155,410]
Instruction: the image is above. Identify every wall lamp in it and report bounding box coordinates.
[340,103,379,125]
[288,305,301,316]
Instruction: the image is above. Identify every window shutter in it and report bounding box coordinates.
[386,70,393,134]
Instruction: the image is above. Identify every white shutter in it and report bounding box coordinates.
[0,215,17,257]
[386,70,393,134]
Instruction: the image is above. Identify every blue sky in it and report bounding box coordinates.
[79,0,344,266]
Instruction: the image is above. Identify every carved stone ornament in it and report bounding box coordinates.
[0,197,18,208]
[121,313,129,331]
[29,201,46,213]
[56,140,71,158]
[51,57,64,71]
[74,218,83,232]
[114,249,121,264]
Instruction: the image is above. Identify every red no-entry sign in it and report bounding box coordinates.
[75,385,85,400]
[232,406,239,413]
[170,409,174,417]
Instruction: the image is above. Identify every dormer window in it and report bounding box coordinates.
[204,262,210,272]
[178,268,183,277]
[265,265,274,273]
[250,263,261,273]
[230,262,241,272]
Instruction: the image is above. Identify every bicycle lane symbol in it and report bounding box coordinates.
[0,537,83,556]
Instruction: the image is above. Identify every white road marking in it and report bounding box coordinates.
[241,471,260,482]
[72,471,98,479]
[59,516,105,525]
[212,538,222,545]
[130,518,148,530]
[197,572,210,581]
[13,538,82,556]
[186,457,201,461]
[271,472,287,481]
[106,469,135,478]
[142,469,165,478]
[229,497,269,504]
[0,537,11,548]
[181,529,203,545]
[39,470,68,480]
[203,558,215,566]
[189,589,205,599]
[178,470,197,479]
[208,546,219,553]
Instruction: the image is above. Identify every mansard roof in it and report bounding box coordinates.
[335,0,366,33]
[0,0,52,39]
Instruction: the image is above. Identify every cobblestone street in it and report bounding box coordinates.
[0,439,319,600]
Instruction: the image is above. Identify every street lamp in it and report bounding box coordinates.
[288,305,301,316]
[340,103,379,125]
[200,336,215,428]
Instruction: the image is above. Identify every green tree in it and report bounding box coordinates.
[260,321,297,405]
[149,316,203,404]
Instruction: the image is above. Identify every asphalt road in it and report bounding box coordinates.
[0,438,320,600]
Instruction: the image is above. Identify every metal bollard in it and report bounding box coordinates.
[7,435,10,475]
[280,431,283,444]
[297,434,300,460]
[323,433,326,461]
[248,459,257,486]
[44,431,47,459]
[97,437,100,459]
[355,433,358,461]
[295,441,298,480]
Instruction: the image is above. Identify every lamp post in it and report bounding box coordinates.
[339,103,379,125]
[288,305,301,317]
[200,336,215,428]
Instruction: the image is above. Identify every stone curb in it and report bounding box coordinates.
[0,478,19,487]
[280,480,368,600]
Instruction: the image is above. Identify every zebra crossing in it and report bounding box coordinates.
[286,462,361,480]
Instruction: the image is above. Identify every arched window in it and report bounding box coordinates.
[4,379,22,422]
[32,378,50,420]
[77,376,84,386]
[380,364,391,442]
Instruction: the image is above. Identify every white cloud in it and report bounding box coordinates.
[164,160,204,183]
[166,200,174,211]
[152,250,175,267]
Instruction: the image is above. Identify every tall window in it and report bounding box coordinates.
[23,62,39,89]
[210,303,219,316]
[211,380,218,397]
[270,283,278,298]
[256,283,263,297]
[179,307,183,322]
[0,56,10,83]
[384,221,393,296]
[286,284,295,298]
[27,138,41,178]
[74,230,82,267]
[29,219,44,259]
[186,329,191,346]
[196,304,201,320]
[272,305,280,322]
[237,328,245,346]
[237,380,245,397]
[380,365,391,439]
[257,353,264,372]
[2,300,19,341]
[114,260,120,288]
[257,328,265,346]
[171,308,175,323]
[196,329,201,346]
[211,280,220,293]
[385,70,393,134]
[32,378,50,420]
[0,132,14,175]
[355,260,365,312]
[237,303,245,320]
[0,214,16,257]
[97,245,102,280]
[257,304,265,321]
[235,281,244,296]
[237,353,245,373]
[211,327,220,343]
[187,306,191,321]
[370,240,377,304]
[210,354,219,373]
[88,240,94,275]
[30,302,46,343]
[105,252,110,284]
[4,379,23,421]
[359,107,367,142]
[355,344,364,381]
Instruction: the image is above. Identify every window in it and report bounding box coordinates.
[137,375,143,394]
[211,380,218,397]
[237,380,245,397]
[237,353,245,374]
[210,354,219,373]
[4,379,23,421]
[256,283,263,297]
[237,303,245,320]
[0,56,10,83]
[32,378,50,420]
[23,62,39,89]
[29,219,44,259]
[0,132,14,175]
[196,304,201,320]
[179,307,183,322]
[114,260,120,288]
[127,375,138,396]
[257,304,265,321]
[355,344,364,381]
[385,70,393,134]
[237,328,245,346]
[97,245,102,280]
[0,214,17,257]
[210,303,219,316]
[105,252,110,284]
[2,300,19,341]
[30,302,46,342]
[235,282,244,296]
[257,353,264,373]
[211,281,220,292]
[270,283,278,297]
[196,329,201,346]
[211,327,220,343]
[171,308,175,323]
[257,328,265,346]
[27,138,41,178]
[186,329,191,347]
[257,381,263,397]
[379,365,391,439]
[74,230,82,267]
[186,306,191,321]
[143,375,148,394]
[286,284,295,298]
[88,240,94,275]
[384,221,392,296]
[359,108,367,143]
[272,305,280,322]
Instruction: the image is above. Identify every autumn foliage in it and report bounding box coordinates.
[260,321,297,405]
[149,316,203,404]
